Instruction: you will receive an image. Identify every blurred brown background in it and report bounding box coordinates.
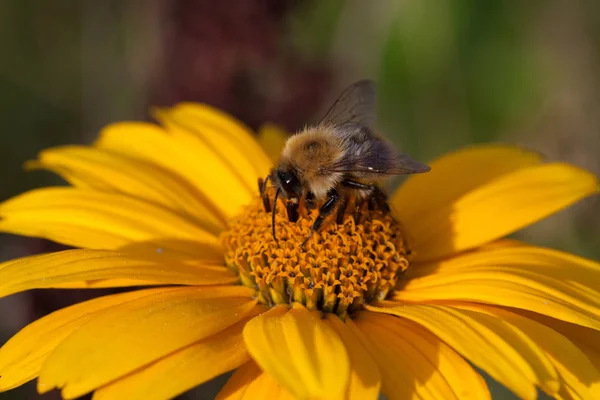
[1,1,599,399]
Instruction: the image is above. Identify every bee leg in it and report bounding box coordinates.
[341,179,374,194]
[341,179,390,213]
[368,195,377,211]
[301,189,338,249]
[340,179,376,211]
[258,176,271,212]
[372,187,390,213]
[305,191,316,211]
[353,197,365,223]
[286,199,299,222]
[336,195,348,224]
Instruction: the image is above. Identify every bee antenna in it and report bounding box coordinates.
[272,187,281,241]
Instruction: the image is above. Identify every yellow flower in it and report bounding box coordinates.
[0,103,599,400]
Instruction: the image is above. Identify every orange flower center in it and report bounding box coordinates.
[220,194,410,317]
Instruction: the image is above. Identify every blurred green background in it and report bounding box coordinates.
[1,1,599,399]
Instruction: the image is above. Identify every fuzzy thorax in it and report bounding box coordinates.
[279,127,346,199]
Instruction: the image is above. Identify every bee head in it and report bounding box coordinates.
[269,167,302,242]
[273,168,302,198]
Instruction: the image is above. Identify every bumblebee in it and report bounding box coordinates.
[260,80,431,247]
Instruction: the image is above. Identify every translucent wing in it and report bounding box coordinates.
[324,139,431,176]
[318,79,377,128]
[318,79,430,176]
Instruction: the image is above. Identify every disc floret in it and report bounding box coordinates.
[221,197,410,318]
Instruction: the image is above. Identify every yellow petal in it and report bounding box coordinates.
[0,187,219,253]
[394,245,600,330]
[366,303,559,400]
[95,121,252,219]
[256,123,288,164]
[48,279,161,289]
[393,145,540,255]
[394,145,541,211]
[154,104,272,191]
[477,238,525,250]
[28,145,225,233]
[216,361,295,400]
[324,314,381,400]
[116,239,223,260]
[38,285,257,399]
[92,316,260,400]
[0,249,237,298]
[349,312,490,400]
[243,303,350,400]
[0,288,174,391]
[520,312,600,376]
[393,150,598,261]
[459,304,600,400]
[161,102,272,176]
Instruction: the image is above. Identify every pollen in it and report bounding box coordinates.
[220,195,411,318]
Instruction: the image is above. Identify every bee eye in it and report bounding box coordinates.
[277,171,300,195]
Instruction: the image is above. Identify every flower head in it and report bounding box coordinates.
[0,103,599,400]
[222,195,410,316]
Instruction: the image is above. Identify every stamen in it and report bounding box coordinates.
[221,191,410,318]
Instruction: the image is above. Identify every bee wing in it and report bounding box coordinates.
[324,140,431,176]
[318,79,430,176]
[318,79,377,128]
